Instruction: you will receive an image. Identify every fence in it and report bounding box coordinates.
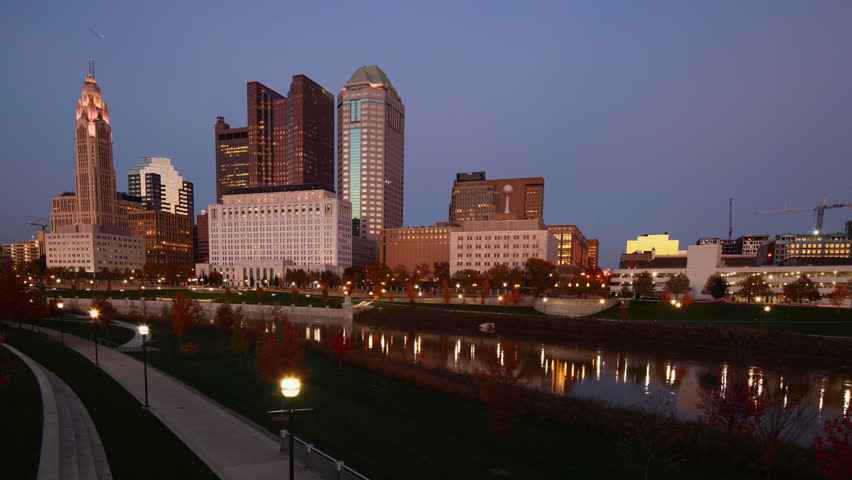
[280,430,370,480]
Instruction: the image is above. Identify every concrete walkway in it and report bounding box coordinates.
[26,324,322,480]
[3,344,111,480]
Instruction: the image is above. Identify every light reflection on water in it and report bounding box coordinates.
[286,318,851,439]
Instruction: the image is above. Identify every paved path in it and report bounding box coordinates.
[52,316,150,351]
[26,325,323,480]
[3,344,111,480]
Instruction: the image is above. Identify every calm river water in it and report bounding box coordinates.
[290,318,850,441]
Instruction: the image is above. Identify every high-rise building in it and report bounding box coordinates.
[128,157,194,216]
[587,239,599,269]
[284,75,335,191]
[247,81,286,187]
[449,172,544,223]
[128,210,195,267]
[337,66,405,238]
[215,116,249,201]
[46,63,144,273]
[547,224,589,272]
[195,211,209,264]
[217,75,335,197]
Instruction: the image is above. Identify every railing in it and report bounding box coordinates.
[280,430,369,480]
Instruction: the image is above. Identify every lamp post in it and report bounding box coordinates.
[57,301,65,345]
[599,298,605,312]
[89,308,100,365]
[281,377,301,480]
[139,325,150,407]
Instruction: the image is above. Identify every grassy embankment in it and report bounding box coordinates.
[592,300,852,337]
[47,287,345,308]
[3,328,218,480]
[0,345,42,480]
[113,321,763,480]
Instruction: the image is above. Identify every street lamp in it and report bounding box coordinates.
[763,305,771,313]
[280,377,301,480]
[599,298,605,312]
[89,308,100,365]
[139,325,150,408]
[57,301,65,345]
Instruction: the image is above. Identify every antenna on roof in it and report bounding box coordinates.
[728,197,733,241]
[88,58,95,78]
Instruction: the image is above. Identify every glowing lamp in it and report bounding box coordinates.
[89,309,99,320]
[57,302,64,309]
[138,325,150,336]
[280,377,301,398]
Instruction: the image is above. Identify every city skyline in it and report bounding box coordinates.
[2,1,851,268]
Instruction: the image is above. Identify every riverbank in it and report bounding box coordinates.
[355,308,852,370]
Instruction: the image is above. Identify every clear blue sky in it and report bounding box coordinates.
[2,0,850,268]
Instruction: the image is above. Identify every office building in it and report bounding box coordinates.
[738,234,769,256]
[195,211,209,264]
[352,237,378,267]
[1,231,45,266]
[587,239,599,269]
[215,116,250,201]
[247,81,286,187]
[449,218,557,277]
[758,232,851,266]
[547,224,589,273]
[128,156,194,216]
[196,185,352,286]
[46,63,144,273]
[337,66,405,238]
[380,223,460,272]
[625,233,680,256]
[449,172,544,223]
[128,210,194,267]
[283,75,335,191]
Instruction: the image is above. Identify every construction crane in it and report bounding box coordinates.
[27,221,48,232]
[755,194,852,234]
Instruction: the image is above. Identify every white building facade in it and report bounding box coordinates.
[610,244,852,303]
[46,224,144,272]
[197,187,352,286]
[449,219,557,276]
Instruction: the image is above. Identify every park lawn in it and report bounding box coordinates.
[39,318,136,346]
[4,328,218,480]
[128,323,758,480]
[47,287,345,308]
[0,345,42,480]
[592,300,852,337]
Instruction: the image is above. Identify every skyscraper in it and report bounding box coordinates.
[128,156,194,216]
[284,75,335,191]
[337,66,405,238]
[47,63,144,273]
[215,116,249,201]
[216,75,335,197]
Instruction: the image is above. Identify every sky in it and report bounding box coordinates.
[1,0,851,268]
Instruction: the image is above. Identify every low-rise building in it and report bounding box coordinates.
[45,224,144,273]
[626,233,680,256]
[379,222,460,271]
[196,185,351,286]
[1,231,45,266]
[450,218,557,276]
[547,224,589,273]
[759,232,851,266]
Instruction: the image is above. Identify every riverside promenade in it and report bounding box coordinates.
[27,324,323,480]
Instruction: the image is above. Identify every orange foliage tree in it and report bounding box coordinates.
[171,294,202,340]
[328,329,353,368]
[480,278,490,305]
[474,342,524,440]
[814,414,852,480]
[255,286,265,304]
[442,280,451,307]
[255,316,304,381]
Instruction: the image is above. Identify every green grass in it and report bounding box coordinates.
[4,328,217,480]
[0,345,42,480]
[47,287,345,308]
[39,318,135,346]
[372,300,542,315]
[127,323,759,480]
[592,300,852,337]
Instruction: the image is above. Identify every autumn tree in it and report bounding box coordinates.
[328,329,352,368]
[290,287,299,305]
[365,263,392,286]
[452,269,481,291]
[486,264,509,287]
[828,285,850,307]
[664,273,691,298]
[255,316,304,381]
[442,280,451,308]
[814,414,852,480]
[405,282,416,308]
[524,258,558,293]
[255,286,265,304]
[412,263,431,283]
[432,262,450,284]
[474,342,524,441]
[171,294,202,340]
[392,264,409,286]
[506,267,524,288]
[480,278,491,305]
[343,266,365,286]
[782,275,821,303]
[214,302,237,330]
[629,271,657,299]
[738,274,772,302]
[702,274,729,300]
[208,269,223,287]
[697,371,766,437]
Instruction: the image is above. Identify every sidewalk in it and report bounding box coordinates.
[28,324,322,480]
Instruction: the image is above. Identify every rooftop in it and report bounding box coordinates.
[347,66,394,89]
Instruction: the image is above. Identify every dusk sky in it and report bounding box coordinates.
[2,0,850,268]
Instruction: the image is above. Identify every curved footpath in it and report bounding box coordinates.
[23,324,322,480]
[3,343,111,480]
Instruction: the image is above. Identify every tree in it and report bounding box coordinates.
[432,262,450,284]
[0,261,46,328]
[365,263,392,286]
[630,272,656,299]
[442,280,452,307]
[702,274,729,300]
[255,286,265,304]
[322,286,329,306]
[255,316,303,381]
[664,273,691,298]
[342,266,365,286]
[506,267,524,288]
[737,274,772,302]
[474,342,523,441]
[290,287,299,305]
[452,269,481,290]
[480,278,491,305]
[405,282,416,308]
[288,269,308,288]
[208,269,223,287]
[171,294,202,340]
[524,258,558,293]
[697,372,766,437]
[214,302,236,330]
[486,264,509,287]
[828,285,850,307]
[392,264,409,286]
[814,415,852,480]
[328,329,352,368]
[783,275,821,303]
[412,263,431,283]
